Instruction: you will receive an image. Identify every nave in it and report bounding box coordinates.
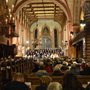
[0,0,90,90]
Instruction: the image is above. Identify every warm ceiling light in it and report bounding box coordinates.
[10,14,12,18]
[26,41,29,44]
[80,20,86,27]
[6,0,8,3]
[5,18,8,23]
[9,8,11,13]
[12,5,14,9]
[12,17,15,22]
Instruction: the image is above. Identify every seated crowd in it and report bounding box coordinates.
[25,49,90,76]
[31,57,90,76]
[3,72,90,90]
[0,49,90,90]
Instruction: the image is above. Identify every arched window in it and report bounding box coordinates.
[54,29,58,48]
[34,29,38,39]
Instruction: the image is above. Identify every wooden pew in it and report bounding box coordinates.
[25,75,90,90]
[77,75,90,84]
[26,77,41,85]
[25,75,90,85]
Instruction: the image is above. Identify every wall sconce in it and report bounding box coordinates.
[80,20,86,27]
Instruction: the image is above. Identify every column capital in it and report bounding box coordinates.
[72,24,80,32]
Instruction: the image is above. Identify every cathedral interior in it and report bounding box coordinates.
[0,0,90,90]
[0,0,88,59]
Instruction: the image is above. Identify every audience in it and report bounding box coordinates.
[35,65,48,77]
[68,62,80,75]
[52,66,64,76]
[80,62,90,75]
[1,49,90,90]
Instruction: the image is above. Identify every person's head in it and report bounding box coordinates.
[12,73,25,83]
[40,75,52,85]
[47,82,62,90]
[63,72,82,90]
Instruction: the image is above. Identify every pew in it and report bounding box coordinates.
[25,75,90,85]
[25,75,90,90]
[25,74,90,90]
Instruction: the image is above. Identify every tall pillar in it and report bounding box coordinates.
[65,21,73,57]
[58,31,61,48]
[71,25,80,58]
[51,30,54,48]
[38,24,42,49]
[83,0,90,62]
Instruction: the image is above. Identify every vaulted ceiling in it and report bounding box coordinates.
[1,0,84,27]
[7,0,70,25]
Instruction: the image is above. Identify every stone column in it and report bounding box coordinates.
[65,21,73,57]
[30,32,33,49]
[72,25,80,58]
[58,31,61,48]
[51,29,54,48]
[38,25,42,49]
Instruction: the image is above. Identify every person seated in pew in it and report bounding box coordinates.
[63,72,85,90]
[35,65,49,77]
[68,62,80,75]
[35,76,52,90]
[52,65,64,76]
[44,60,53,74]
[47,82,62,90]
[80,62,90,75]
[4,72,31,90]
